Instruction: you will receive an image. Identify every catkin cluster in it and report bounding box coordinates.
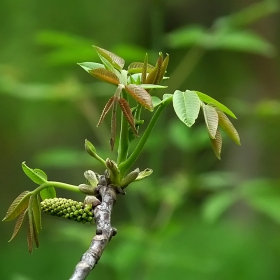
[41,198,94,223]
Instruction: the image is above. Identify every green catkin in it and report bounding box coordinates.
[41,198,93,223]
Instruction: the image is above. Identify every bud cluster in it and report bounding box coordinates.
[41,198,94,223]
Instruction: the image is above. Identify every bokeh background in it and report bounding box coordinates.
[1,0,280,279]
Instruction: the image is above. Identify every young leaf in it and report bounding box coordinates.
[173,90,200,127]
[40,186,56,200]
[8,209,28,242]
[210,128,223,160]
[158,53,169,83]
[110,96,118,151]
[32,194,42,233]
[78,62,105,73]
[94,46,125,70]
[216,109,241,145]
[22,162,48,185]
[125,84,153,112]
[33,169,48,180]
[141,53,148,84]
[140,84,167,89]
[202,104,219,139]
[136,168,153,181]
[89,68,120,85]
[97,96,115,126]
[127,62,154,74]
[195,91,237,119]
[27,201,35,253]
[152,96,162,107]
[118,98,138,135]
[3,191,31,222]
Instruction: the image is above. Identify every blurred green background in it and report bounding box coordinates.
[1,0,280,279]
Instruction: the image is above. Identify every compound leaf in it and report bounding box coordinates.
[173,90,200,127]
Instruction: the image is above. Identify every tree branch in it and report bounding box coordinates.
[69,175,117,280]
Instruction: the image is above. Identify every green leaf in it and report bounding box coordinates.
[33,169,48,181]
[8,209,28,242]
[140,84,167,89]
[127,62,154,74]
[32,194,42,233]
[173,90,200,127]
[22,162,48,185]
[202,191,238,223]
[210,128,223,160]
[3,191,31,222]
[217,109,241,145]
[195,91,237,119]
[94,46,125,71]
[120,168,140,188]
[78,62,104,73]
[152,96,161,107]
[202,104,219,139]
[40,186,56,200]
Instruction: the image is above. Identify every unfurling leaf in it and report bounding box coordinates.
[125,84,153,111]
[105,159,120,184]
[120,168,140,188]
[119,98,138,135]
[158,53,169,83]
[89,68,120,85]
[195,91,237,119]
[210,128,223,160]
[94,46,125,70]
[146,53,163,85]
[97,96,115,126]
[22,162,48,185]
[141,54,148,84]
[202,104,219,139]
[173,90,200,127]
[3,191,31,222]
[84,170,99,187]
[216,109,241,145]
[136,168,153,181]
[8,209,28,242]
[127,61,154,75]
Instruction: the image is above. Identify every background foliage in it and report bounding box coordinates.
[1,0,280,279]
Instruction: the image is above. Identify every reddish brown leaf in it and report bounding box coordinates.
[3,191,31,222]
[97,96,115,127]
[94,46,125,70]
[119,98,138,135]
[125,84,153,112]
[8,208,28,242]
[27,209,34,253]
[154,53,163,85]
[90,68,119,85]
